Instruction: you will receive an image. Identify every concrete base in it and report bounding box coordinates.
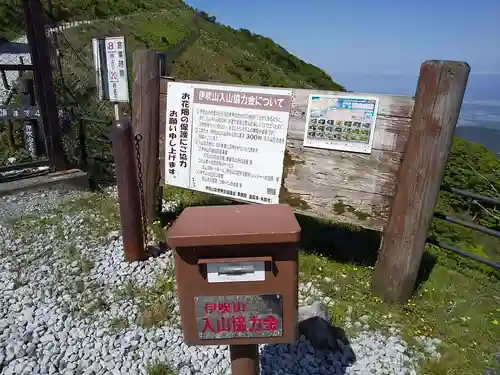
[0,169,89,197]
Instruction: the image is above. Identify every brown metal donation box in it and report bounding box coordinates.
[166,203,301,346]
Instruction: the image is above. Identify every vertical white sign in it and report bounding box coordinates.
[103,36,129,102]
[165,82,292,205]
[164,83,194,189]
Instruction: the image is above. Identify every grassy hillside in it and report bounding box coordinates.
[0,0,183,41]
[58,5,343,89]
[430,137,500,262]
[1,0,343,92]
[0,0,344,173]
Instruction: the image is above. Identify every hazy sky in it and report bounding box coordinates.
[185,0,500,97]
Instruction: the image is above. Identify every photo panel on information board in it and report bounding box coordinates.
[164,81,292,205]
[303,94,379,154]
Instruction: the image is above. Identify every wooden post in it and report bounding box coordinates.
[372,60,470,303]
[132,49,160,222]
[230,345,259,375]
[111,120,146,262]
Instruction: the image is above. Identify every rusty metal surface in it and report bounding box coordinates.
[194,294,283,340]
[22,0,67,171]
[110,120,146,262]
[175,243,298,346]
[167,204,301,248]
[169,203,300,346]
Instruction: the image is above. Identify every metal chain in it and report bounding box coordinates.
[134,134,149,248]
[156,153,162,216]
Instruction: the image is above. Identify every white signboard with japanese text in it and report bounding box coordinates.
[303,94,379,154]
[165,82,292,205]
[92,36,129,102]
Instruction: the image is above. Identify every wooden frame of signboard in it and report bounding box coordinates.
[159,78,413,231]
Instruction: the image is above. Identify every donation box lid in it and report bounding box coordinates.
[167,204,301,248]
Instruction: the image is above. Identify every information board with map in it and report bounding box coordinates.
[303,94,379,154]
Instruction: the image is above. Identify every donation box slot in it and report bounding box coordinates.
[167,204,301,347]
[198,256,273,283]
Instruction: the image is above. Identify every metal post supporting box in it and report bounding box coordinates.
[166,203,301,347]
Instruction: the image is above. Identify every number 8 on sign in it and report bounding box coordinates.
[108,41,114,50]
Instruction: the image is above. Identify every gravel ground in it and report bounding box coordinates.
[0,186,442,375]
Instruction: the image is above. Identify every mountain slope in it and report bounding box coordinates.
[5,0,343,93]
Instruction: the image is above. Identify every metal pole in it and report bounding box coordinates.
[230,345,259,375]
[426,237,500,270]
[110,120,146,262]
[21,0,67,171]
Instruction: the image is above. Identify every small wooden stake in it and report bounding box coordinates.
[372,60,470,303]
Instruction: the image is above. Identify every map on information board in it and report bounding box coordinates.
[303,94,379,154]
[165,82,292,205]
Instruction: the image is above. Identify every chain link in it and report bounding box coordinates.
[156,152,162,216]
[134,133,149,248]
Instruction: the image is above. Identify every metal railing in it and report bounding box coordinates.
[427,184,500,270]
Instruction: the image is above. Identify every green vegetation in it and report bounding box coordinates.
[431,137,500,263]
[146,361,177,375]
[0,0,184,41]
[1,0,343,176]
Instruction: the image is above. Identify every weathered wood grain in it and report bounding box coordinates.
[281,182,391,231]
[285,139,403,197]
[372,60,470,303]
[132,49,160,222]
[371,116,411,153]
[160,78,415,118]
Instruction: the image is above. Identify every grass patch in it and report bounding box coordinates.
[113,272,178,329]
[136,274,177,328]
[299,243,499,375]
[109,316,130,331]
[64,243,95,274]
[163,186,227,210]
[147,361,177,375]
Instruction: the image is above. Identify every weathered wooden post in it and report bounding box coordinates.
[110,120,146,262]
[372,60,470,303]
[132,49,160,222]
